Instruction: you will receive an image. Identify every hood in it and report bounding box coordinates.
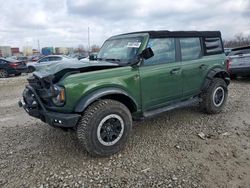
[33,59,119,80]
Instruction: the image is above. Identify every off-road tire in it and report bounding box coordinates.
[0,69,8,78]
[77,99,132,156]
[200,78,228,114]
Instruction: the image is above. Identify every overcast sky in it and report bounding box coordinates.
[0,0,249,50]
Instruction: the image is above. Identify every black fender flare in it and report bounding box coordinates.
[74,87,138,113]
[202,68,230,91]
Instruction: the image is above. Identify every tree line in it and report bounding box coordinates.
[223,33,250,48]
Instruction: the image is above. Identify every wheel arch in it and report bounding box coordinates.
[74,87,138,114]
[202,68,230,91]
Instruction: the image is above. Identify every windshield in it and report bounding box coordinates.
[97,37,143,64]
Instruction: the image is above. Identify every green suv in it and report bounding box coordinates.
[19,31,230,156]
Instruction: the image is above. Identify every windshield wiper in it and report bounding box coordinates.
[105,58,121,62]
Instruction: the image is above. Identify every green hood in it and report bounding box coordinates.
[33,60,118,79]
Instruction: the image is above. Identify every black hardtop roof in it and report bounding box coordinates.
[117,30,221,38]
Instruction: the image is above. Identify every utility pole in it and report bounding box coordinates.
[88,27,90,55]
[37,39,40,54]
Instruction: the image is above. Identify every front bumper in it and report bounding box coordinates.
[19,85,80,128]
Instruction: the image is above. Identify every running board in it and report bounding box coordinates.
[143,98,200,118]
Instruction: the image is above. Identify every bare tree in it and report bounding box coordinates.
[224,33,250,48]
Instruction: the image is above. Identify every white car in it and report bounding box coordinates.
[27,55,74,72]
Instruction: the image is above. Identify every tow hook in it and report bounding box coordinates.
[18,100,23,107]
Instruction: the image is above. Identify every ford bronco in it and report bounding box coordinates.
[19,31,230,156]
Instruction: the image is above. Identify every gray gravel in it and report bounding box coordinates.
[0,75,250,187]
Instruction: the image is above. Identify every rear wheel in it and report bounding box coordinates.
[77,99,132,156]
[200,78,228,114]
[0,69,8,78]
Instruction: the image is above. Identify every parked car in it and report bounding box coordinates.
[17,56,28,64]
[26,55,73,72]
[19,30,230,156]
[227,46,250,78]
[80,53,98,62]
[0,58,27,78]
[224,48,232,56]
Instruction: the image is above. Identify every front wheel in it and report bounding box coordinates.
[200,78,228,114]
[77,99,132,156]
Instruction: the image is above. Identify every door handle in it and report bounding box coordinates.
[199,64,208,70]
[170,68,181,75]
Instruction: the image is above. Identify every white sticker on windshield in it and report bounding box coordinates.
[127,42,141,48]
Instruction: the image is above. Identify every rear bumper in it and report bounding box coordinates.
[16,67,28,73]
[229,67,250,76]
[19,85,80,128]
[8,67,28,74]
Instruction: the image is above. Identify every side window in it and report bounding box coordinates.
[49,56,62,61]
[38,57,49,63]
[204,37,223,55]
[144,38,176,65]
[180,38,202,61]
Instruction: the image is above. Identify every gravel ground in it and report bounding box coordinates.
[0,74,249,188]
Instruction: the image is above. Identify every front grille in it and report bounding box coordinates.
[27,75,51,89]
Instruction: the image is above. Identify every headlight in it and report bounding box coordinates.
[51,85,65,106]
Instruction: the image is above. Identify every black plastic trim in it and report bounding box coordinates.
[74,88,138,113]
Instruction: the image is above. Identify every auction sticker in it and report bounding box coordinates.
[127,42,141,48]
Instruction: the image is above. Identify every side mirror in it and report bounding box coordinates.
[140,47,154,60]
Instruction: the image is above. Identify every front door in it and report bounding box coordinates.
[139,38,182,111]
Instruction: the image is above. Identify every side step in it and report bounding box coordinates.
[143,97,201,118]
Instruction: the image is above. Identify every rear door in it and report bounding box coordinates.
[180,37,205,97]
[139,38,182,110]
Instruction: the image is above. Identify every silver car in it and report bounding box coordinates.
[227,46,250,77]
[27,55,75,72]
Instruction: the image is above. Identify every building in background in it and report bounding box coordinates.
[32,49,40,55]
[55,47,69,55]
[0,46,12,57]
[68,48,74,55]
[11,47,20,56]
[41,47,54,55]
[23,46,33,56]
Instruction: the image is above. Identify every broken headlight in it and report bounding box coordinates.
[51,85,65,106]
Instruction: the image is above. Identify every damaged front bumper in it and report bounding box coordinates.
[19,85,80,128]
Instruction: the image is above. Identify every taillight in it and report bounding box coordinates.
[226,58,231,72]
[9,63,19,67]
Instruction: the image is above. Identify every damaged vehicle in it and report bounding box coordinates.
[19,30,230,156]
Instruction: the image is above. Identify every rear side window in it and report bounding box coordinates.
[38,57,49,63]
[180,38,202,61]
[49,57,62,61]
[144,38,176,65]
[204,37,223,55]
